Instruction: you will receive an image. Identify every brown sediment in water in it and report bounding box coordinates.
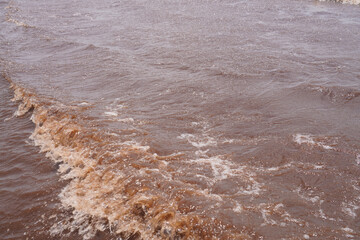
[2,0,360,238]
[3,73,254,239]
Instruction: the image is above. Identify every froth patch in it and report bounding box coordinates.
[341,227,356,238]
[78,102,90,106]
[104,111,118,117]
[293,134,335,150]
[356,154,360,165]
[178,133,217,148]
[341,202,359,218]
[118,117,134,123]
[295,187,323,204]
[247,203,303,227]
[190,156,232,181]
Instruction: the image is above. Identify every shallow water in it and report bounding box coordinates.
[1,0,360,239]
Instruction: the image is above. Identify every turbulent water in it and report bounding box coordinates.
[1,0,360,239]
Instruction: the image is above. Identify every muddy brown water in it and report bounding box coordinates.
[1,0,360,239]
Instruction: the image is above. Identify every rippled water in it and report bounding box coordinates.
[1,0,360,239]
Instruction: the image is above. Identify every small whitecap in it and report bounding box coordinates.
[117,118,134,123]
[293,134,334,150]
[342,227,354,233]
[233,203,243,213]
[178,133,217,148]
[294,134,315,145]
[341,202,359,218]
[104,111,118,117]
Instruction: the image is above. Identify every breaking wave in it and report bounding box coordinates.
[4,74,254,239]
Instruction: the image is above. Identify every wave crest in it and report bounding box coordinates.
[5,74,252,239]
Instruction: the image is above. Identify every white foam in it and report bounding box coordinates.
[191,122,201,127]
[272,203,304,227]
[4,116,14,121]
[313,165,324,169]
[233,203,243,213]
[117,118,134,123]
[356,155,360,165]
[103,101,126,119]
[342,227,355,233]
[223,139,235,144]
[106,101,125,111]
[104,111,118,117]
[190,156,232,181]
[342,227,356,238]
[262,162,324,173]
[239,176,263,195]
[264,163,292,172]
[295,187,324,207]
[341,202,359,218]
[293,134,334,150]
[260,204,278,226]
[190,121,211,131]
[178,133,217,148]
[50,210,107,240]
[294,134,316,145]
[121,141,150,151]
[195,149,209,157]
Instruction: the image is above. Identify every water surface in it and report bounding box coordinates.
[1,0,360,239]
